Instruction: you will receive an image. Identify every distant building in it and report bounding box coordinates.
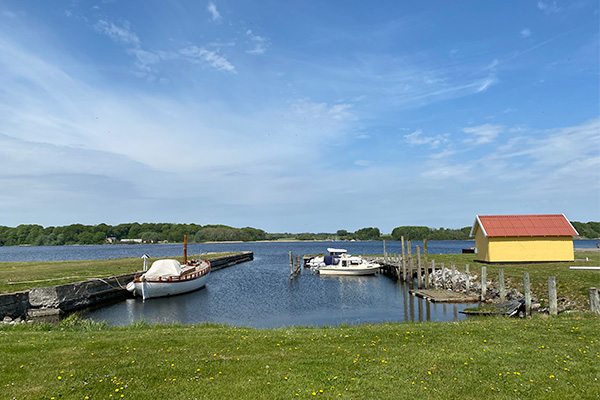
[470,214,578,263]
[106,236,117,244]
[120,238,143,244]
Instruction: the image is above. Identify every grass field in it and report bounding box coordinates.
[0,313,598,399]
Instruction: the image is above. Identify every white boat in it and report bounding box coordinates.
[308,248,380,276]
[126,258,210,300]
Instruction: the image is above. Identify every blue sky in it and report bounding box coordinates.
[0,1,598,233]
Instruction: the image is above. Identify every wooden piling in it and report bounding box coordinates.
[407,239,413,282]
[441,262,445,289]
[498,269,505,303]
[524,272,531,317]
[548,276,557,315]
[423,238,428,269]
[589,287,600,315]
[416,246,422,289]
[465,264,470,294]
[425,258,430,289]
[401,236,407,282]
[481,266,487,301]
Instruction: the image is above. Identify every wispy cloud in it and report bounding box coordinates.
[94,19,140,46]
[404,130,449,149]
[537,1,561,13]
[521,28,531,38]
[463,124,502,145]
[246,29,269,55]
[207,2,222,23]
[3,10,16,18]
[179,45,236,73]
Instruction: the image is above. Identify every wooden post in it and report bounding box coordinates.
[407,239,413,282]
[548,276,558,315]
[416,246,422,289]
[383,240,387,262]
[401,236,407,282]
[589,287,600,315]
[481,266,487,301]
[425,258,430,289]
[498,269,505,303]
[441,262,445,289]
[524,272,531,317]
[451,262,456,291]
[430,260,435,289]
[465,264,470,294]
[423,238,428,270]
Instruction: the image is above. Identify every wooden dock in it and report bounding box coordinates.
[409,289,478,303]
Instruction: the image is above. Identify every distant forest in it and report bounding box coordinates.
[0,221,597,246]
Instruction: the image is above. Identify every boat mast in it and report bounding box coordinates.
[184,235,188,264]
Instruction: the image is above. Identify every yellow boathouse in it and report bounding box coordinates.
[470,214,578,263]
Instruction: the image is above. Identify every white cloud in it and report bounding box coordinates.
[463,124,502,145]
[354,160,372,167]
[207,2,222,23]
[521,28,531,38]
[94,19,140,46]
[537,1,561,13]
[246,29,269,55]
[404,130,449,149]
[3,10,16,18]
[179,45,236,73]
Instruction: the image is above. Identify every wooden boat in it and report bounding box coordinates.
[126,258,210,300]
[126,235,210,300]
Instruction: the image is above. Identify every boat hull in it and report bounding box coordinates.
[128,272,209,299]
[318,266,380,276]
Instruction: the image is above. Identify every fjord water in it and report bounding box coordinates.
[2,240,596,328]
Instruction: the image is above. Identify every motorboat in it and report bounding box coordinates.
[308,248,380,276]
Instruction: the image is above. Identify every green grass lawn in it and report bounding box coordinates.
[0,253,232,294]
[0,313,598,399]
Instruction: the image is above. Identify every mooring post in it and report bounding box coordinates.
[423,238,428,269]
[465,264,470,294]
[481,266,487,301]
[430,260,435,289]
[524,272,531,317]
[498,269,505,303]
[441,262,445,289]
[589,287,600,315]
[451,262,456,291]
[401,236,407,282]
[416,245,422,289]
[548,276,558,315]
[383,240,387,262]
[407,239,413,282]
[425,257,430,289]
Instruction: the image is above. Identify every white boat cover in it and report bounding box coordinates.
[143,259,182,280]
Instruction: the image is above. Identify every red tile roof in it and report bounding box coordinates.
[473,214,579,237]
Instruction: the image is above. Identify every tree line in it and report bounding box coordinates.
[0,221,597,247]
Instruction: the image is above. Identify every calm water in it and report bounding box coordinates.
[2,240,597,328]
